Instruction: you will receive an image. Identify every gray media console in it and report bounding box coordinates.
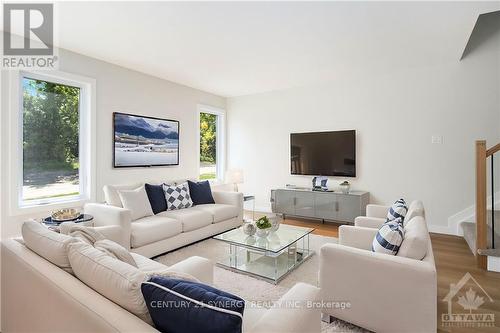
[270,188,369,224]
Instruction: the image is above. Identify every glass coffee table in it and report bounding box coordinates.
[213,224,314,284]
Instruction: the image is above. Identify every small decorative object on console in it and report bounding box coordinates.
[255,216,272,237]
[312,176,328,191]
[242,221,257,236]
[339,181,350,194]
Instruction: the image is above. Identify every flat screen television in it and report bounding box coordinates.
[113,112,179,168]
[290,130,356,177]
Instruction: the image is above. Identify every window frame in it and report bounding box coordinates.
[8,70,96,215]
[196,104,226,183]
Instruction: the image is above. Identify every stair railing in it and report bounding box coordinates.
[476,141,500,269]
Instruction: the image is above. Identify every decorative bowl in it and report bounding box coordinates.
[256,228,270,238]
[269,215,282,232]
[242,222,257,236]
[51,208,81,222]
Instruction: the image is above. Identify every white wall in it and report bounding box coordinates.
[0,48,225,238]
[227,45,500,233]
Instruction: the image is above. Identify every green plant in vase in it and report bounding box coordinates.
[255,216,272,237]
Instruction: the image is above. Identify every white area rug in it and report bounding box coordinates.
[155,233,370,333]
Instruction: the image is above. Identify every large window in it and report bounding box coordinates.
[198,106,225,181]
[18,72,93,207]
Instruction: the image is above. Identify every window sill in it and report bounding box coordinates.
[11,197,90,217]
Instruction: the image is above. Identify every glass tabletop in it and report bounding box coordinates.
[214,224,314,253]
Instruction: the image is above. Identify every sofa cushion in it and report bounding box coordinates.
[193,204,239,223]
[131,216,182,248]
[372,219,405,255]
[94,239,137,267]
[22,220,78,274]
[158,208,212,232]
[404,200,425,227]
[67,241,152,323]
[163,182,194,210]
[188,180,216,205]
[397,216,429,260]
[118,186,154,221]
[145,183,168,214]
[386,198,408,223]
[103,183,142,207]
[142,276,244,333]
[131,252,169,272]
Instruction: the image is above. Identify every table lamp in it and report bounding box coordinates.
[226,169,244,192]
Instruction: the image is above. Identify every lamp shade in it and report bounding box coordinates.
[226,169,244,184]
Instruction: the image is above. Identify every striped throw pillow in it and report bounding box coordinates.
[372,219,405,255]
[386,198,408,223]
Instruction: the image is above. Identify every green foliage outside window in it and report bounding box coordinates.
[200,112,217,164]
[23,78,80,173]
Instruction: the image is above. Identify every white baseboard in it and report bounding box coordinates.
[447,191,500,236]
[448,206,475,236]
[428,224,455,235]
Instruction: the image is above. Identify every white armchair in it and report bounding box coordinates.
[319,224,437,333]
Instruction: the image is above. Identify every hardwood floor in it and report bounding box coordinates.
[247,212,500,332]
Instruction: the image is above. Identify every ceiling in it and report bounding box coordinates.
[56,1,500,97]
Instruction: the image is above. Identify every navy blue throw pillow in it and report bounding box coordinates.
[188,180,215,205]
[144,183,167,214]
[142,277,245,333]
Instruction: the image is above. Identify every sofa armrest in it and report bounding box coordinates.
[366,204,389,219]
[354,216,386,229]
[250,282,321,333]
[212,191,243,207]
[339,225,378,250]
[93,225,129,248]
[84,203,132,249]
[319,244,436,332]
[166,256,214,285]
[212,191,244,221]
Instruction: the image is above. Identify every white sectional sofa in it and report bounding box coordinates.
[84,182,244,258]
[2,237,321,333]
[319,200,437,333]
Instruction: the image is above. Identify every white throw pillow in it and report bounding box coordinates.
[118,186,154,220]
[22,220,78,274]
[403,200,425,227]
[372,219,405,255]
[67,241,152,323]
[94,239,138,267]
[103,183,142,207]
[397,216,429,260]
[67,242,199,324]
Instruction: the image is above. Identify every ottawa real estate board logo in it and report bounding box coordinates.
[2,3,58,69]
[442,272,495,328]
